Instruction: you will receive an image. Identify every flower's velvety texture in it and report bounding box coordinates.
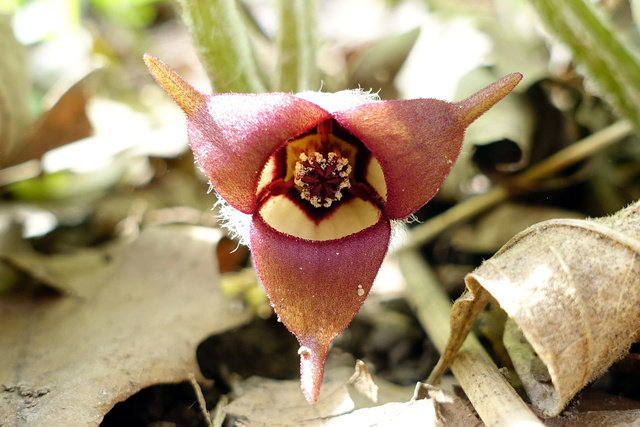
[144,53,522,403]
[189,95,331,214]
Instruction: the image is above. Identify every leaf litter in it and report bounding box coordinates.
[223,361,478,427]
[429,200,640,418]
[0,225,250,426]
[2,0,640,424]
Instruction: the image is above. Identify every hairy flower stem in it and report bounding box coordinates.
[530,0,640,131]
[178,0,265,93]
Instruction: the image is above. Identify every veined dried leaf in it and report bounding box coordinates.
[450,203,584,255]
[0,225,250,426]
[223,364,462,427]
[430,200,640,417]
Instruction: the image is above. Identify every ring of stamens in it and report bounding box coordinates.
[294,152,352,208]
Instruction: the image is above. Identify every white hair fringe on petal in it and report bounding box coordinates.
[295,88,381,113]
[215,198,252,246]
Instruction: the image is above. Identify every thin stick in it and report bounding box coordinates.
[403,120,634,249]
[400,250,543,427]
[188,373,213,427]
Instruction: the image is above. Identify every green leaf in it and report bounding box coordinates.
[90,0,164,28]
[529,0,640,131]
[0,15,31,163]
[178,0,266,93]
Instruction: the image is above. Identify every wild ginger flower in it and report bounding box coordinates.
[144,53,521,403]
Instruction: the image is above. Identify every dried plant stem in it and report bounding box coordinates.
[404,120,633,249]
[188,373,212,426]
[399,250,543,427]
[210,395,229,427]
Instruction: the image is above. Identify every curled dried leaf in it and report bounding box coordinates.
[431,200,640,417]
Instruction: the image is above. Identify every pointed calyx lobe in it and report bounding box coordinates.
[144,54,332,214]
[333,72,522,219]
[144,52,522,404]
[249,213,391,403]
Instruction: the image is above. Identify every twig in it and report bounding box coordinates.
[211,394,229,427]
[399,250,543,427]
[188,373,213,427]
[403,119,634,249]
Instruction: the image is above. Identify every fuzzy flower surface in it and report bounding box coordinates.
[144,54,521,404]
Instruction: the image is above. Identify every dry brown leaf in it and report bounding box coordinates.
[428,386,483,427]
[347,360,379,404]
[223,363,447,426]
[0,72,93,169]
[3,247,113,296]
[0,224,250,426]
[429,200,640,417]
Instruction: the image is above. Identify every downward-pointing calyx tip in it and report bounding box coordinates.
[298,341,330,404]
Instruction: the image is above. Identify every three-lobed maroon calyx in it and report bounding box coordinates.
[143,53,523,404]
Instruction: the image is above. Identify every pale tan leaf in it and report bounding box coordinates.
[347,360,379,404]
[432,200,640,418]
[0,225,251,426]
[224,364,426,426]
[3,247,112,296]
[2,72,93,169]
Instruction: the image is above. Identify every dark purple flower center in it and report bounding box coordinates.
[294,152,351,208]
[257,118,385,222]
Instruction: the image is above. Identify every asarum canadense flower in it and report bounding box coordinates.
[144,53,522,403]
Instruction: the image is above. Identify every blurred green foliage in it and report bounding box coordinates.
[529,0,640,132]
[90,0,166,28]
[0,0,168,44]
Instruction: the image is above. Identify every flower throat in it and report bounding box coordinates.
[290,120,350,208]
[260,118,384,213]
